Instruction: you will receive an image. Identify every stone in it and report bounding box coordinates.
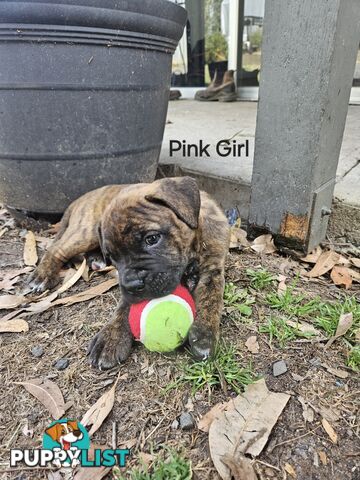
[171,419,179,430]
[31,345,44,358]
[54,358,69,370]
[179,412,195,430]
[273,360,288,377]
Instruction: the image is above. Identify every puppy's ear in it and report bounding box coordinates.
[68,420,80,432]
[45,423,62,442]
[145,177,200,229]
[97,223,111,266]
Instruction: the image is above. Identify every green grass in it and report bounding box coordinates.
[114,449,191,480]
[246,268,276,290]
[224,282,255,317]
[347,345,360,371]
[314,297,360,341]
[265,284,321,318]
[165,342,256,395]
[259,316,315,347]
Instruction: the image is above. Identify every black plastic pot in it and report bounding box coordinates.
[0,0,186,217]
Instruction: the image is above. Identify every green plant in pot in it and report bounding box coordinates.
[205,31,228,82]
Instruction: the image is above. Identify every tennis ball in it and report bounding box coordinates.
[128,285,196,353]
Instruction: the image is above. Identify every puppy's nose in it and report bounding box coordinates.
[121,271,146,294]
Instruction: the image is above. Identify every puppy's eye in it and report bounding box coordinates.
[145,233,161,246]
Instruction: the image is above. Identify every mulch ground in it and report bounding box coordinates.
[0,216,359,480]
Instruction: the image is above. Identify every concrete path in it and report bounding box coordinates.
[160,100,360,210]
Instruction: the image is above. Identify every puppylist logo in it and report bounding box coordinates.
[10,419,130,469]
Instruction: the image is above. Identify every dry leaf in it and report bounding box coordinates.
[323,365,349,379]
[305,251,340,278]
[348,268,360,282]
[23,231,38,266]
[22,278,118,318]
[300,246,322,264]
[54,278,118,308]
[229,227,249,249]
[56,259,86,294]
[286,320,321,337]
[251,234,276,254]
[0,276,20,291]
[337,255,351,267]
[325,312,353,349]
[198,402,227,433]
[81,374,120,436]
[222,454,257,480]
[245,336,260,354]
[15,378,67,420]
[309,403,340,423]
[0,294,26,309]
[321,418,337,444]
[0,267,33,291]
[350,257,360,269]
[298,396,314,423]
[284,463,296,478]
[24,292,59,314]
[73,444,111,480]
[0,318,29,333]
[209,379,290,480]
[330,266,352,289]
[138,452,155,467]
[318,451,327,466]
[277,274,287,294]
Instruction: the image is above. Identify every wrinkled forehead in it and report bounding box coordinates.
[102,191,173,239]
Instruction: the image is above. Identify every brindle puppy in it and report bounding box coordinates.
[29,177,230,369]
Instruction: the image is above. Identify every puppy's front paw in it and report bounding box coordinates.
[188,323,215,361]
[27,268,58,293]
[87,323,133,370]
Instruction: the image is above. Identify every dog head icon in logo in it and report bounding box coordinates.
[43,419,89,468]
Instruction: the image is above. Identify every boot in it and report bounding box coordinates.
[195,70,237,102]
[169,89,181,101]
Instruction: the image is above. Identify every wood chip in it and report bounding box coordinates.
[23,231,38,266]
[284,463,296,478]
[319,451,327,465]
[323,365,349,379]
